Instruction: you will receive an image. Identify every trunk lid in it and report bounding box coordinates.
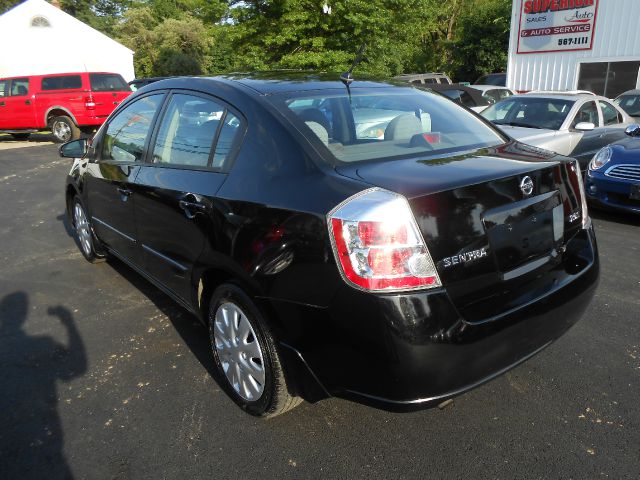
[335,142,584,322]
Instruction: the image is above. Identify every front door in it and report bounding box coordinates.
[569,100,606,169]
[134,92,242,302]
[86,93,165,264]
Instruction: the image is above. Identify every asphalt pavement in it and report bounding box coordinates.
[0,139,639,480]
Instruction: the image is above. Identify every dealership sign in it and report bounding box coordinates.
[517,0,599,54]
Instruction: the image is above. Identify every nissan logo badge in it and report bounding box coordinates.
[520,176,534,196]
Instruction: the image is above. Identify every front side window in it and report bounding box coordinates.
[102,94,164,163]
[10,79,29,97]
[0,80,6,97]
[571,101,598,128]
[599,100,622,126]
[281,89,504,163]
[90,73,130,92]
[152,94,225,168]
[42,75,82,91]
[482,97,573,130]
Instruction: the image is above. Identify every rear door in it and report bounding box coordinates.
[134,91,244,302]
[89,73,132,119]
[85,93,165,264]
[0,78,36,129]
[599,99,630,146]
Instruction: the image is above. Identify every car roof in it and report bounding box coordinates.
[145,72,400,96]
[516,92,607,102]
[617,89,640,96]
[471,85,512,91]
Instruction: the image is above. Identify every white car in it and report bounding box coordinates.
[481,92,633,170]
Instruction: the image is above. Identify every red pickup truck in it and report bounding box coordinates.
[0,72,131,142]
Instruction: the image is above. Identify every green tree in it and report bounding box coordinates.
[116,9,213,76]
[226,0,446,77]
[0,0,21,14]
[448,0,511,81]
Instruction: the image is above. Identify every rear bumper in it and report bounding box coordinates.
[272,225,599,411]
[586,171,640,215]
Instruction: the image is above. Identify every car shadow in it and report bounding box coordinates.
[106,258,217,379]
[0,292,87,479]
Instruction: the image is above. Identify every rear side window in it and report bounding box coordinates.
[599,100,622,125]
[90,73,129,92]
[152,94,225,167]
[151,93,242,169]
[102,94,164,163]
[10,78,29,96]
[42,75,82,90]
[212,113,241,168]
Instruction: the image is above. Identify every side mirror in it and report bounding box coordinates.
[625,123,640,137]
[574,122,595,131]
[59,138,87,158]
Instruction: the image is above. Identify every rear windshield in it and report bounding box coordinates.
[482,97,574,130]
[89,73,130,92]
[278,89,504,164]
[42,75,82,90]
[615,94,640,116]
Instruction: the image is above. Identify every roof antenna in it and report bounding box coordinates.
[340,42,366,86]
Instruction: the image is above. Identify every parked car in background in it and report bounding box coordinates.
[0,72,131,142]
[474,72,506,86]
[586,123,640,214]
[423,83,490,112]
[61,73,598,418]
[482,92,633,169]
[471,85,516,104]
[395,72,452,85]
[128,77,169,92]
[614,89,640,120]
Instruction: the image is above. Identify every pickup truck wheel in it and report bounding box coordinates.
[11,133,30,141]
[208,284,302,418]
[51,116,80,143]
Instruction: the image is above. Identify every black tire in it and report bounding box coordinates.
[51,115,80,143]
[11,133,30,141]
[208,283,302,418]
[71,197,105,263]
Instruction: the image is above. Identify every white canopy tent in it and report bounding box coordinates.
[0,0,135,81]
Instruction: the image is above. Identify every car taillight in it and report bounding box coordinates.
[328,188,441,292]
[84,95,96,110]
[569,160,589,229]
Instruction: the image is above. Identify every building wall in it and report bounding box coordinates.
[507,0,640,93]
[0,0,135,81]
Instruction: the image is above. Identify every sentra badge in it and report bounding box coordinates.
[442,248,488,268]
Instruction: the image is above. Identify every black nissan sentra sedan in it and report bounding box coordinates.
[60,73,599,417]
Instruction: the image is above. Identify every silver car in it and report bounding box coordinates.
[614,89,640,120]
[481,92,633,169]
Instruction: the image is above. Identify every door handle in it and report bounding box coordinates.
[0,101,4,107]
[25,100,31,105]
[179,198,207,219]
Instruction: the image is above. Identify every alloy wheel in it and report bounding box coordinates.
[53,121,71,142]
[74,202,92,257]
[213,302,265,401]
